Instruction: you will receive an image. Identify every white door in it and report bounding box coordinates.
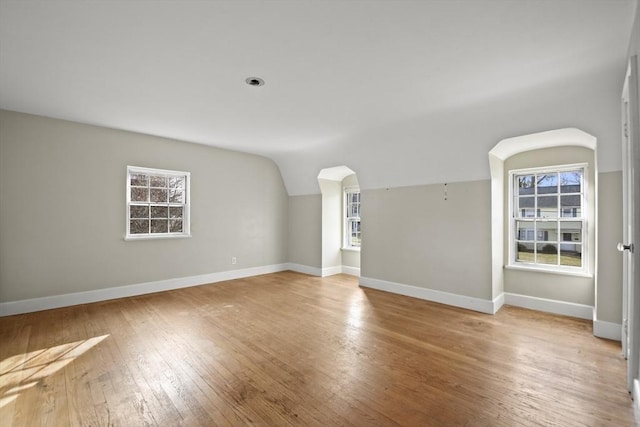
[620,55,640,394]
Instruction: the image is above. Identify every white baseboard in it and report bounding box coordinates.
[359,276,496,314]
[593,317,622,341]
[321,266,342,277]
[286,264,360,277]
[634,379,640,413]
[341,265,360,277]
[0,264,288,317]
[503,292,593,320]
[492,292,505,314]
[286,263,322,276]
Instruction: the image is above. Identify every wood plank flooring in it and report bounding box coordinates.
[0,272,635,426]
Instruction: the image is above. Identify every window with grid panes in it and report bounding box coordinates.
[511,165,586,272]
[345,190,361,248]
[126,166,190,239]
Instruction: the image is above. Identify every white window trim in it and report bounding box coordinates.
[125,165,191,240]
[507,163,589,276]
[343,187,361,250]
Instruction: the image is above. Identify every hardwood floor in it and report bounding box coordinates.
[0,272,635,426]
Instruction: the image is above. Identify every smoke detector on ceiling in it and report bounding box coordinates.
[245,77,265,87]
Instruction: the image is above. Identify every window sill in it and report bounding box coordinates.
[341,247,361,252]
[505,264,592,278]
[125,234,192,241]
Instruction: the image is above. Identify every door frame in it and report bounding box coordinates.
[622,55,640,397]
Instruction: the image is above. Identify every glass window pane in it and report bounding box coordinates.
[517,175,535,195]
[560,195,581,217]
[130,174,148,186]
[560,171,582,193]
[130,219,149,234]
[150,188,168,203]
[169,207,183,218]
[131,187,148,202]
[561,207,580,217]
[150,175,167,187]
[560,245,582,267]
[349,220,361,246]
[517,197,535,217]
[537,173,558,194]
[516,241,534,263]
[347,192,360,218]
[537,195,557,218]
[168,188,184,203]
[536,243,558,265]
[536,222,556,242]
[516,221,534,241]
[151,219,168,233]
[169,176,184,189]
[560,221,582,243]
[130,205,149,219]
[169,219,183,233]
[151,206,168,218]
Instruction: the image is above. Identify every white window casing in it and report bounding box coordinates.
[126,166,191,240]
[344,189,361,249]
[508,163,588,275]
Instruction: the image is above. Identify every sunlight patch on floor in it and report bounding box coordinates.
[0,334,109,414]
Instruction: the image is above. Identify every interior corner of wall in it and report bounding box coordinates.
[488,151,505,300]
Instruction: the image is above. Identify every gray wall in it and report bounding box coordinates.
[342,250,360,269]
[629,1,639,60]
[287,194,322,269]
[597,171,623,323]
[0,110,288,302]
[358,166,621,318]
[503,146,596,306]
[361,180,493,300]
[0,109,626,323]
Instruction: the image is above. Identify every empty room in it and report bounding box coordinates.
[1,0,640,425]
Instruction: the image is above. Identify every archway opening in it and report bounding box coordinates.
[317,166,361,276]
[489,128,597,315]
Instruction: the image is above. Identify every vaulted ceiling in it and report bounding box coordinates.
[0,0,636,194]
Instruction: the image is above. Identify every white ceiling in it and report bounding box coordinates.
[0,0,636,194]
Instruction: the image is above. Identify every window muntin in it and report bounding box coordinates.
[511,166,586,271]
[345,190,361,248]
[127,166,190,239]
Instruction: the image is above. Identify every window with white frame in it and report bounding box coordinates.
[510,165,586,271]
[126,166,190,239]
[345,190,361,248]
